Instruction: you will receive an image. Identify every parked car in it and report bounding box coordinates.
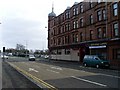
[29,55,35,61]
[83,55,110,68]
[1,55,9,59]
[44,55,49,59]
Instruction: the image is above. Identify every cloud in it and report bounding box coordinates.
[1,17,47,50]
[0,0,82,50]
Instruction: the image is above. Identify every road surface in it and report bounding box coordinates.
[2,57,120,89]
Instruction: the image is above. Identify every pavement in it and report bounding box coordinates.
[2,61,41,89]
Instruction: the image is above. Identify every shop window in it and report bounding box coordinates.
[65,49,70,55]
[57,50,62,55]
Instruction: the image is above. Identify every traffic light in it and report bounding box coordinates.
[3,47,5,52]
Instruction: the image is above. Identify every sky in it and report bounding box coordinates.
[0,0,82,51]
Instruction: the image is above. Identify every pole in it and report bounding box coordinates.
[105,0,108,38]
[26,41,28,57]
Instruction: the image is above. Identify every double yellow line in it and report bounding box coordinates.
[7,62,58,90]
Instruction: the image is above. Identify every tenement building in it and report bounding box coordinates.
[48,1,120,67]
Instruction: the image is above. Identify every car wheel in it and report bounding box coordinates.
[84,63,87,67]
[96,64,99,68]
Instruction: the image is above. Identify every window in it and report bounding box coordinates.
[73,7,78,15]
[113,23,119,37]
[73,8,76,15]
[80,5,83,13]
[57,49,62,55]
[117,49,120,59]
[65,36,69,44]
[97,28,102,39]
[80,32,83,42]
[73,21,78,29]
[72,34,75,43]
[66,11,70,19]
[80,18,83,27]
[76,20,79,28]
[68,23,70,31]
[62,26,65,33]
[73,21,76,29]
[62,37,64,44]
[113,49,120,60]
[75,34,78,43]
[102,9,106,20]
[72,34,78,43]
[58,38,61,45]
[90,14,93,24]
[65,24,68,31]
[76,7,78,15]
[90,0,93,8]
[103,27,106,38]
[97,10,102,21]
[113,3,118,16]
[90,30,93,40]
[98,0,101,3]
[65,36,67,44]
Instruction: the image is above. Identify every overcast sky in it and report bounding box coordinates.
[0,0,82,51]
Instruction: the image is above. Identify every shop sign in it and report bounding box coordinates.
[90,42,107,46]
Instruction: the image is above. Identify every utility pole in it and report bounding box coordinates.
[26,41,28,57]
[105,0,108,38]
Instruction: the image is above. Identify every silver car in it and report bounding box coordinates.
[29,55,35,61]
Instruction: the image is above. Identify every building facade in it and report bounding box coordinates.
[48,1,120,67]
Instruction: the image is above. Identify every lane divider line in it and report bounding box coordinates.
[71,76,107,87]
[7,62,58,90]
[98,73,120,79]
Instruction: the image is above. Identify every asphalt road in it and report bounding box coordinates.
[2,57,120,90]
[2,59,41,89]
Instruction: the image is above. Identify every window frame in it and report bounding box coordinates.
[97,28,102,39]
[113,23,119,37]
[90,30,93,40]
[90,14,93,24]
[97,10,102,21]
[113,3,118,16]
[80,18,83,27]
[80,4,83,13]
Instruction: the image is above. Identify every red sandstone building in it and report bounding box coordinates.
[48,1,120,67]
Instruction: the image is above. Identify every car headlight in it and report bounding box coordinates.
[101,62,104,64]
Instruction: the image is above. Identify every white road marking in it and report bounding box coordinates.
[51,66,62,70]
[98,73,120,79]
[71,76,107,87]
[47,69,59,74]
[28,68,39,72]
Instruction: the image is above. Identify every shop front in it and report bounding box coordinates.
[89,42,107,60]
